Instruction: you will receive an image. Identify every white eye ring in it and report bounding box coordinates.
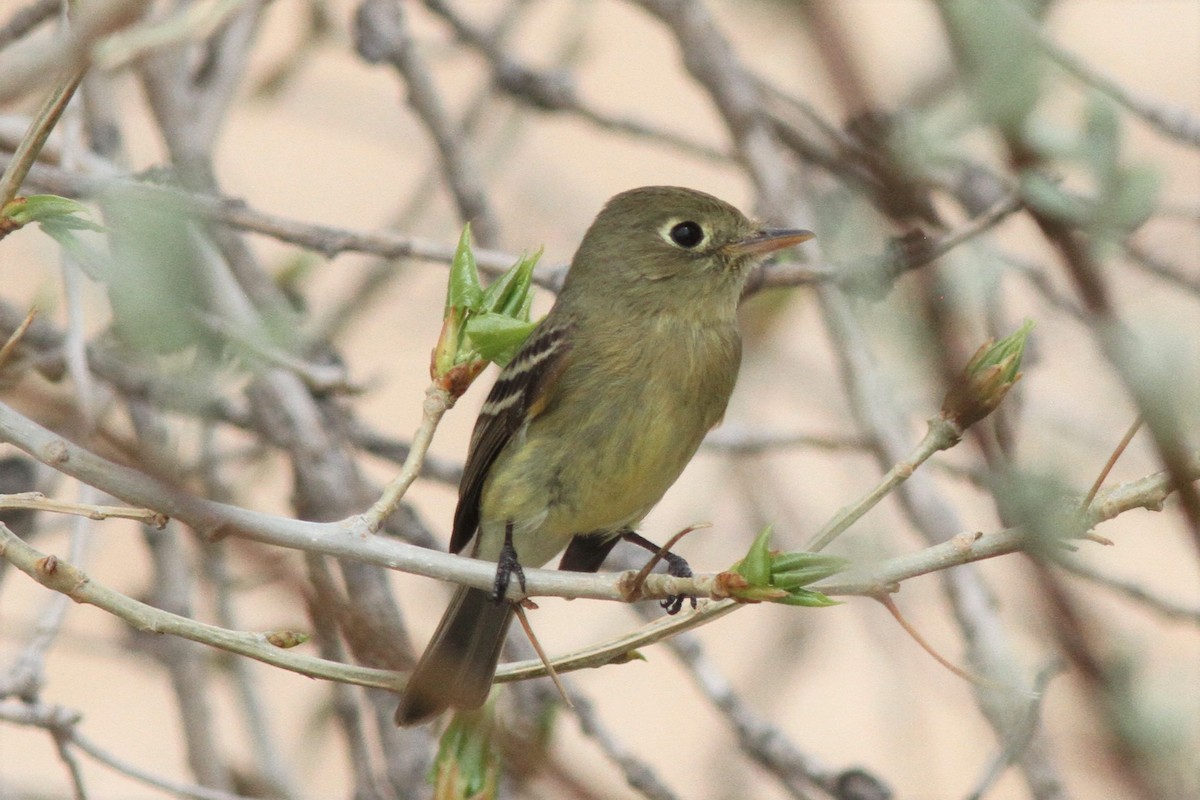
[659,219,706,249]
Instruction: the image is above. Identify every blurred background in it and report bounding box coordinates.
[0,1,1198,798]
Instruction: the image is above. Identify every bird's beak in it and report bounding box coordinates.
[726,228,815,257]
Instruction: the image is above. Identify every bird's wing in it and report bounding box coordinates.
[449,317,573,554]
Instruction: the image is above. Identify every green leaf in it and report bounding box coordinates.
[99,185,214,355]
[1083,94,1121,189]
[434,227,543,387]
[480,248,540,317]
[940,0,1043,136]
[432,704,500,799]
[1107,165,1161,231]
[775,588,840,608]
[2,195,104,231]
[500,252,539,318]
[735,525,774,587]
[768,551,848,575]
[38,226,109,279]
[463,313,538,367]
[447,224,484,313]
[771,556,850,590]
[1020,171,1089,225]
[973,319,1034,383]
[730,528,846,607]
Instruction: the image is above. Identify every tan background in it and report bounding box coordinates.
[1,1,1198,798]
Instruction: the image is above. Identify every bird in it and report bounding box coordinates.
[395,186,813,725]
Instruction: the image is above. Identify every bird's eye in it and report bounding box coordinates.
[668,221,705,249]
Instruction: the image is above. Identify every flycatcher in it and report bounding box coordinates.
[396,186,813,725]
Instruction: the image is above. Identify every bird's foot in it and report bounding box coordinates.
[621,530,699,615]
[491,521,526,603]
[658,550,697,615]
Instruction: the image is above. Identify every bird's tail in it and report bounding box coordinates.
[395,586,514,726]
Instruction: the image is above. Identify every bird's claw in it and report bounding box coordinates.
[491,522,526,603]
[660,551,698,615]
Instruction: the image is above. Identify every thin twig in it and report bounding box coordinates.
[425,0,729,165]
[354,0,499,245]
[201,541,301,800]
[567,690,683,800]
[807,415,961,552]
[657,608,865,800]
[18,162,554,285]
[1083,417,1143,508]
[513,604,571,708]
[0,68,83,209]
[964,663,1063,800]
[1124,240,1200,300]
[94,0,246,70]
[703,426,869,455]
[0,304,36,369]
[0,395,1188,610]
[1009,1,1200,147]
[1054,556,1200,626]
[358,384,452,534]
[874,592,1001,689]
[0,492,167,526]
[0,0,59,50]
[0,0,149,104]
[624,524,708,601]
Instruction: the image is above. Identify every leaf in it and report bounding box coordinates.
[768,551,848,575]
[463,313,538,367]
[2,195,104,231]
[480,248,539,317]
[446,224,484,313]
[38,226,109,279]
[1083,94,1121,189]
[432,705,499,799]
[972,319,1034,382]
[433,228,542,388]
[1108,165,1161,232]
[771,556,850,590]
[729,529,846,606]
[99,185,214,355]
[775,588,840,608]
[1020,171,1088,225]
[735,525,774,587]
[940,0,1043,136]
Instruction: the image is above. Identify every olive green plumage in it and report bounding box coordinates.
[396,186,812,725]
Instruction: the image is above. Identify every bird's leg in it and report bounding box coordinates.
[491,521,526,603]
[558,532,621,573]
[621,530,697,615]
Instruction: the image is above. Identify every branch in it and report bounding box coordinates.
[806,415,962,551]
[0,491,166,526]
[1010,2,1200,147]
[359,384,452,533]
[354,0,499,244]
[425,0,729,164]
[0,393,1067,611]
[0,0,58,51]
[0,0,150,104]
[0,523,400,691]
[17,162,560,287]
[567,690,684,800]
[1053,557,1200,626]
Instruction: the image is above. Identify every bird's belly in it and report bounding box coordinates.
[478,403,708,565]
[477,319,738,567]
